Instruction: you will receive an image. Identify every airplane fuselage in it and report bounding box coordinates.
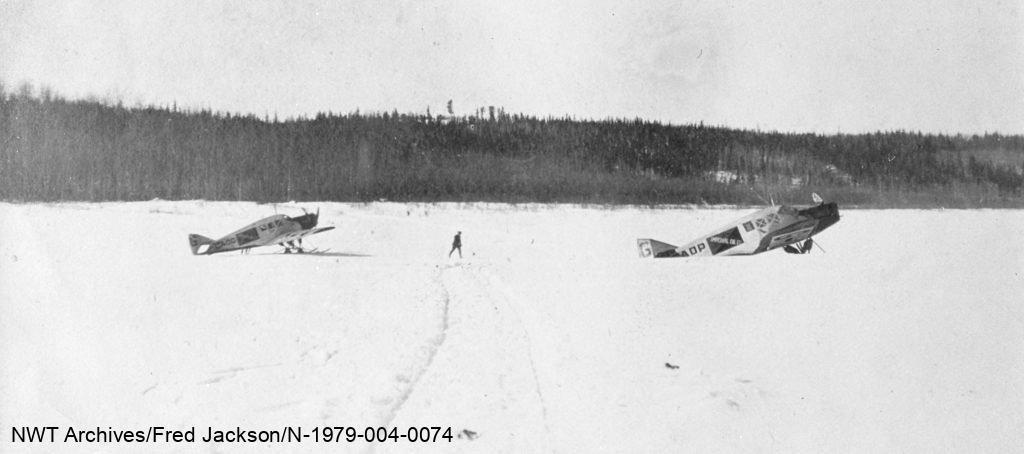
[188,212,334,255]
[638,202,839,258]
[199,215,298,254]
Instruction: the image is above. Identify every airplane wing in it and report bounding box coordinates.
[268,226,335,244]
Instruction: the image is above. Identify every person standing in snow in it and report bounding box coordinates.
[449,231,462,258]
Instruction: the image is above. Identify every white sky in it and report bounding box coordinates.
[1,0,1022,134]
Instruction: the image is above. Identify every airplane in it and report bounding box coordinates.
[189,208,335,255]
[637,193,839,258]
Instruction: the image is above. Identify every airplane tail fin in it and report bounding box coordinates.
[188,234,214,255]
[637,238,681,258]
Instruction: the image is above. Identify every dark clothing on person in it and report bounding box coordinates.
[449,232,462,258]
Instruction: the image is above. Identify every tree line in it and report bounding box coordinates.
[1,84,1022,206]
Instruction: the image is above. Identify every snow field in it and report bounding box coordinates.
[1,202,1022,453]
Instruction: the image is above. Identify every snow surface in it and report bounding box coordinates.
[1,201,1022,453]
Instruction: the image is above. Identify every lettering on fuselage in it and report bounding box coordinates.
[707,227,744,255]
[258,219,285,231]
[708,236,742,245]
[211,236,238,250]
[678,242,707,257]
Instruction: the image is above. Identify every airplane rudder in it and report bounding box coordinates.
[188,234,214,255]
[638,238,680,258]
[637,239,654,258]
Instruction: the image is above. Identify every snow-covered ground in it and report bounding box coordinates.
[1,201,1022,453]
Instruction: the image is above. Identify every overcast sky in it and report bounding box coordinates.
[1,0,1021,134]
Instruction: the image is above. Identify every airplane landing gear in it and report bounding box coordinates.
[783,239,814,254]
[282,240,304,254]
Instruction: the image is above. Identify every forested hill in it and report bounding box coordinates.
[2,88,1022,207]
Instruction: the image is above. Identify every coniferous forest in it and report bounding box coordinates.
[2,84,1022,207]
